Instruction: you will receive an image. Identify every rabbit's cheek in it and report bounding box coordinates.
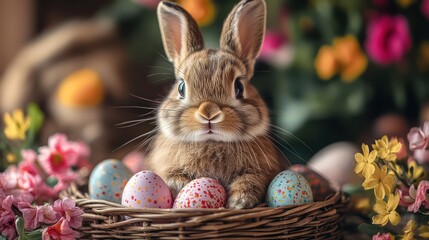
[219,107,243,132]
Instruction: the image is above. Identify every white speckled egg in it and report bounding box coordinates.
[173,177,227,209]
[89,159,132,203]
[122,171,172,208]
[266,170,313,207]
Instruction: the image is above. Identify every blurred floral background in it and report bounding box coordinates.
[1,0,429,170]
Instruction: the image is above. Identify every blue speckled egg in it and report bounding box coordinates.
[266,170,313,207]
[89,159,133,203]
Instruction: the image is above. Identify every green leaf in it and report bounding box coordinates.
[46,176,58,188]
[27,103,44,135]
[16,217,27,240]
[1,235,6,240]
[358,223,384,236]
[26,230,43,240]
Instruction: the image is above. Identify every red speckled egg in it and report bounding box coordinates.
[173,177,227,209]
[289,164,335,201]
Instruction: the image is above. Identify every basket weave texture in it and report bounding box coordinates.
[61,182,349,240]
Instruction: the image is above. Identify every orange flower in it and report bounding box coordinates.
[179,0,216,26]
[56,69,105,108]
[417,41,429,72]
[314,46,338,80]
[314,35,367,82]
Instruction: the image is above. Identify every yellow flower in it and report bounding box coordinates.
[314,45,338,80]
[396,0,414,8]
[402,220,416,240]
[362,165,396,200]
[372,193,401,226]
[3,109,31,140]
[56,69,105,108]
[372,136,402,161]
[179,0,216,26]
[354,144,378,177]
[352,197,371,215]
[418,223,429,238]
[406,159,424,183]
[6,153,17,164]
[417,41,429,72]
[333,35,368,82]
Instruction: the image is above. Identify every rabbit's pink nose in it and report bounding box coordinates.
[195,102,224,123]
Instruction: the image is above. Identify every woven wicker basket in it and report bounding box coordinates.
[61,182,349,240]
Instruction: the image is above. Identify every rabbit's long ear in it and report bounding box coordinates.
[157,1,204,65]
[220,0,266,77]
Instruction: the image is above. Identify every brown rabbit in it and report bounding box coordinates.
[147,0,285,209]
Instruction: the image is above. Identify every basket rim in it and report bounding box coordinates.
[63,182,347,213]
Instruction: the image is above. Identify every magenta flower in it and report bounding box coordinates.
[18,202,58,230]
[260,30,294,68]
[408,180,429,213]
[422,0,429,18]
[52,198,84,229]
[0,196,17,240]
[38,134,80,175]
[372,232,393,240]
[365,15,412,65]
[42,218,80,240]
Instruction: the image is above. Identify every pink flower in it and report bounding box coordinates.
[0,166,19,192]
[398,184,416,207]
[18,202,58,230]
[408,127,428,150]
[408,122,429,150]
[414,148,429,164]
[72,142,91,169]
[422,0,429,18]
[42,218,80,240]
[52,198,84,229]
[365,15,412,65]
[38,134,80,175]
[0,196,17,240]
[372,232,393,240]
[408,180,429,212]
[122,151,145,174]
[20,149,39,175]
[260,30,294,68]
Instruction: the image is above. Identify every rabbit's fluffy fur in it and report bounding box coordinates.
[147,0,285,209]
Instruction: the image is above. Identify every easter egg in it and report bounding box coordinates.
[308,142,361,186]
[173,177,227,209]
[122,171,172,208]
[289,164,335,201]
[266,170,313,207]
[89,159,132,203]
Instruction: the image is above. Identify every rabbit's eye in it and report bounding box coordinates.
[234,78,244,99]
[178,80,186,99]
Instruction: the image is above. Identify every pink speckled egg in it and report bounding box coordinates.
[173,177,227,209]
[122,171,172,208]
